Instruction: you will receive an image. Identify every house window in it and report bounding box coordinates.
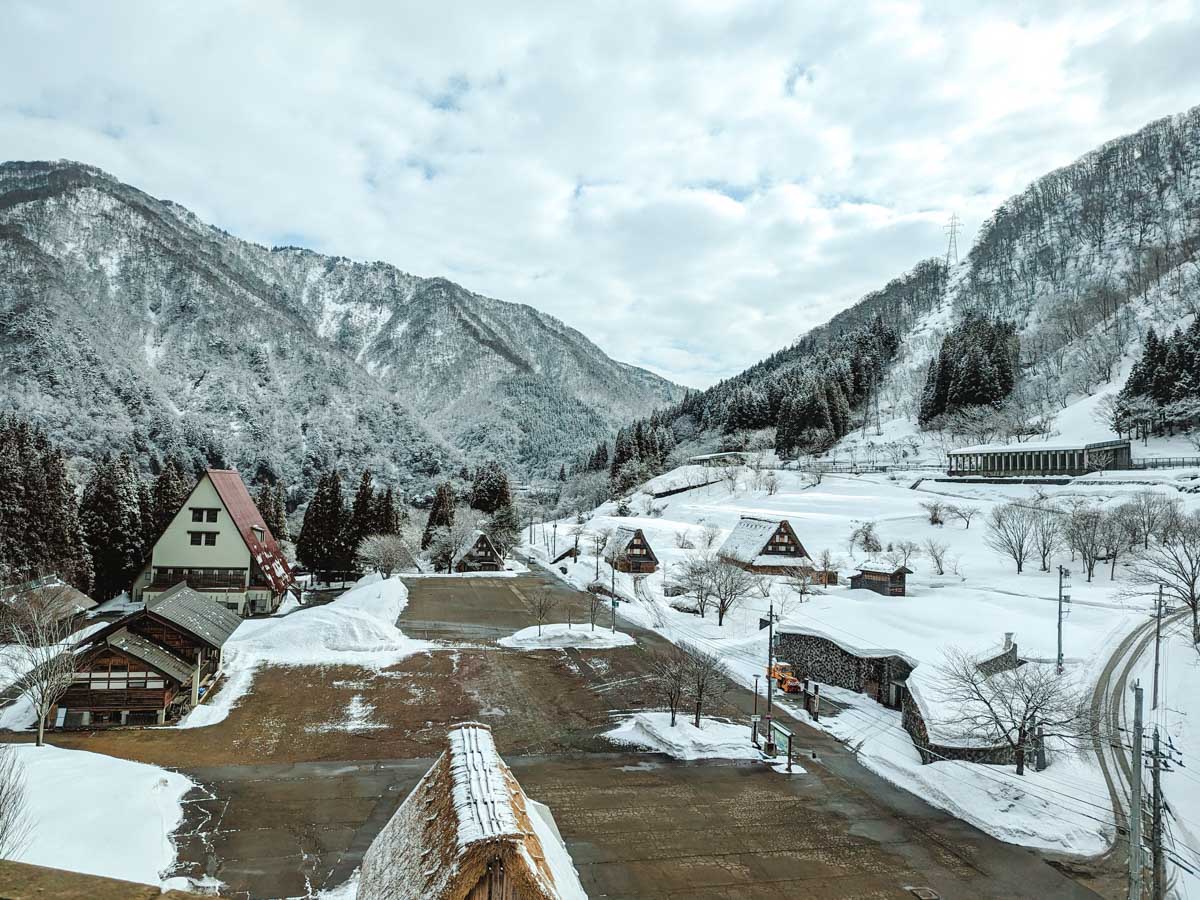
[252,526,265,542]
[188,532,218,546]
[190,508,219,522]
[204,532,217,546]
[191,508,203,522]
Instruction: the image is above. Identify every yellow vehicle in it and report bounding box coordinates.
[768,661,804,694]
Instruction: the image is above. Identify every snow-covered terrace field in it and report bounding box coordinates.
[531,465,1200,854]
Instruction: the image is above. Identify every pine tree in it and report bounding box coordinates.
[151,458,192,539]
[297,471,348,579]
[469,460,510,514]
[255,482,289,542]
[80,455,146,601]
[421,481,456,549]
[374,486,400,535]
[347,468,377,553]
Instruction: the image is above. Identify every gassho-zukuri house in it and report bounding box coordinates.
[717,516,813,576]
[452,530,505,573]
[776,627,1034,766]
[947,438,1132,477]
[131,468,294,616]
[357,722,586,900]
[62,582,242,727]
[605,526,658,574]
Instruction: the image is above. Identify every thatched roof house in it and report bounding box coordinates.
[358,722,585,900]
[717,516,812,575]
[451,530,504,573]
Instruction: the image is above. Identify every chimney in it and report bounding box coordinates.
[1004,632,1013,651]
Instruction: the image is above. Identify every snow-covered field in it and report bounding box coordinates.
[605,712,764,761]
[498,623,636,650]
[530,463,1198,856]
[4,744,193,886]
[180,573,430,728]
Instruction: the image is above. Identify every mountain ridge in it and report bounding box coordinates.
[0,159,683,498]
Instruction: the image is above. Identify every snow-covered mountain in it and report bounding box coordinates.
[0,161,682,494]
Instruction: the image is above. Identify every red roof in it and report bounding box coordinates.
[206,469,294,594]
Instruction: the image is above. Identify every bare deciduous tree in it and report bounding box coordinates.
[1124,490,1178,550]
[923,539,949,575]
[0,745,30,858]
[677,551,716,618]
[919,500,946,526]
[0,588,77,746]
[355,534,416,578]
[785,569,815,602]
[699,523,722,550]
[521,588,558,637]
[765,471,779,496]
[936,649,1093,776]
[985,503,1038,574]
[648,645,690,726]
[1129,509,1200,645]
[946,504,981,529]
[1030,508,1064,572]
[590,529,612,580]
[687,647,732,728]
[886,540,922,569]
[585,582,608,631]
[709,561,756,626]
[1064,504,1106,582]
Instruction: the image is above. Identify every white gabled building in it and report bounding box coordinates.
[132,469,293,616]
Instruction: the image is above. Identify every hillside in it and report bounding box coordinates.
[0,161,682,496]
[594,103,1200,481]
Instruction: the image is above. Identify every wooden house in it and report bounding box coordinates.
[606,526,658,574]
[131,468,293,616]
[0,575,96,631]
[717,516,812,575]
[452,530,504,573]
[357,722,585,900]
[849,562,912,597]
[62,582,242,727]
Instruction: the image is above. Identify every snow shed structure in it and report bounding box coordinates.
[606,526,658,574]
[62,582,242,726]
[358,722,585,900]
[132,469,293,616]
[718,516,813,575]
[849,562,911,597]
[452,530,504,573]
[947,439,1131,477]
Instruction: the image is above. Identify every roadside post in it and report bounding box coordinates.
[753,675,760,716]
[750,714,760,748]
[771,721,794,772]
[1057,565,1071,675]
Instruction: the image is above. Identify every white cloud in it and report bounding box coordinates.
[2,0,1198,387]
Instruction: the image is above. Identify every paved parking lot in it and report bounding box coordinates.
[160,569,1105,899]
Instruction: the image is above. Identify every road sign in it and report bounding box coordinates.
[759,617,771,630]
[750,715,761,723]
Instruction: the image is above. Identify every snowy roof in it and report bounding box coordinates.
[0,576,97,619]
[451,530,500,568]
[206,469,293,594]
[776,625,920,669]
[950,438,1129,455]
[606,526,656,561]
[148,582,243,648]
[358,722,577,900]
[854,561,912,576]
[105,628,193,684]
[717,516,811,568]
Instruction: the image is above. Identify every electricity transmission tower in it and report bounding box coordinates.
[944,213,961,267]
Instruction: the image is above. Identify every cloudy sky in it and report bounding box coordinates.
[3,1,1199,387]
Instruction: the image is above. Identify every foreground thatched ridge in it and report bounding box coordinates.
[357,722,562,900]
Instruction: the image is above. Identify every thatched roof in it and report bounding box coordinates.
[358,723,581,900]
[717,516,812,569]
[450,530,501,568]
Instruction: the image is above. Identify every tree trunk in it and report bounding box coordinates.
[717,607,725,626]
[1015,724,1027,776]
[670,706,677,727]
[1192,604,1199,646]
[36,712,45,748]
[694,699,702,729]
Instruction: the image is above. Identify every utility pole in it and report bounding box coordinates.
[1151,727,1164,900]
[1057,565,1071,675]
[1152,585,1164,711]
[552,521,557,558]
[1128,682,1144,900]
[944,212,961,267]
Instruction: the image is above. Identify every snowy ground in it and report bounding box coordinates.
[605,712,763,761]
[529,463,1198,856]
[498,623,636,650]
[4,743,193,886]
[179,573,430,729]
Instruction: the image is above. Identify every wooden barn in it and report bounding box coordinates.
[717,516,812,575]
[452,530,504,573]
[0,575,96,631]
[606,526,658,574]
[62,582,242,727]
[357,722,585,900]
[849,562,912,597]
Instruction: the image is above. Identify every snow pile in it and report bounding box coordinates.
[179,574,429,728]
[498,623,635,650]
[605,712,760,760]
[5,744,193,885]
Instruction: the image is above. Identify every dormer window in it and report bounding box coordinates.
[252,526,265,542]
